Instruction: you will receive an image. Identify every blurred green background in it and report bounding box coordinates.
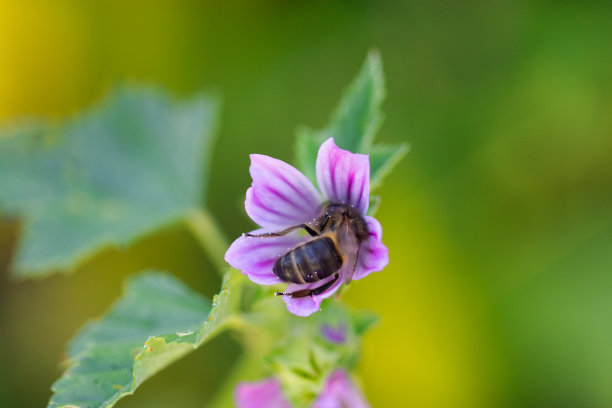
[1,1,611,407]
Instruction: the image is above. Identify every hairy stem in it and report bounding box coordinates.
[185,208,230,277]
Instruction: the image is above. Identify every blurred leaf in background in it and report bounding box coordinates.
[0,87,217,277]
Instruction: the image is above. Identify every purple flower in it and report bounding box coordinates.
[225,138,388,317]
[312,370,371,408]
[234,371,370,408]
[235,378,291,408]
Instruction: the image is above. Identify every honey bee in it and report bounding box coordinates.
[245,203,369,298]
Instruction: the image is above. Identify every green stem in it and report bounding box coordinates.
[185,209,254,338]
[185,209,275,347]
[185,208,230,277]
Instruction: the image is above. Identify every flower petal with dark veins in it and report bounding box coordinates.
[246,154,322,229]
[316,138,370,213]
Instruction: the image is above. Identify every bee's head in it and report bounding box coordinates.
[320,203,369,242]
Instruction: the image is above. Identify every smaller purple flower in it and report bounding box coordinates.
[235,378,291,408]
[320,323,347,345]
[225,138,389,317]
[234,370,370,408]
[312,370,370,408]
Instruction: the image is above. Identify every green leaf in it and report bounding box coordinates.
[48,270,240,408]
[0,86,218,278]
[294,51,406,191]
[294,126,322,183]
[367,195,381,217]
[369,143,410,189]
[329,50,385,154]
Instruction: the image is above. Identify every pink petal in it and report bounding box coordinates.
[313,370,371,408]
[235,378,291,408]
[283,267,347,317]
[353,216,388,281]
[246,154,323,229]
[316,138,370,214]
[224,229,307,285]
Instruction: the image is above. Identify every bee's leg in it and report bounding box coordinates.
[318,213,331,231]
[275,273,339,298]
[245,224,318,238]
[311,273,340,295]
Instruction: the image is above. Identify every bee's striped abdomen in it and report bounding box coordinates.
[273,237,343,284]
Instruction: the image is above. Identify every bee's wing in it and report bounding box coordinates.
[343,248,360,284]
[343,268,355,284]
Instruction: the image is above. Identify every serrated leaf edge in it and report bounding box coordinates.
[50,270,239,408]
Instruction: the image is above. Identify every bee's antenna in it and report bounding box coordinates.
[274,291,289,296]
